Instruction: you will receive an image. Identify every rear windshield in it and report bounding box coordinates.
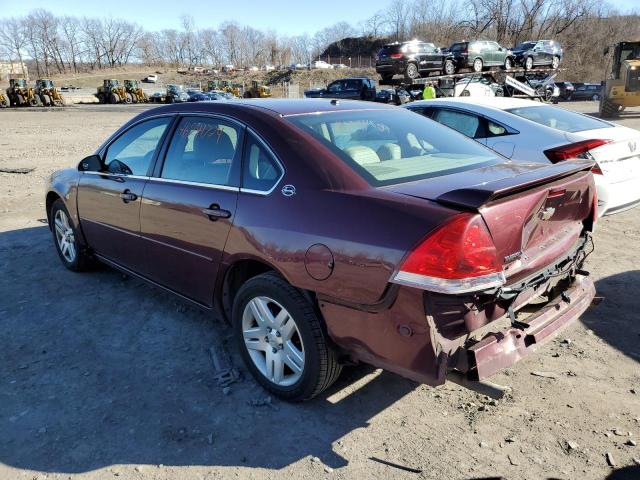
[379,45,402,55]
[286,109,499,187]
[506,105,612,133]
[450,43,468,52]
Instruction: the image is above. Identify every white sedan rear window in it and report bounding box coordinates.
[506,105,612,133]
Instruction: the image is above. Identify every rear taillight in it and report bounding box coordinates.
[390,53,403,59]
[392,213,505,294]
[591,164,603,175]
[543,139,612,163]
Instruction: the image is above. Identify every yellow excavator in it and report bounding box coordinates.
[599,41,640,118]
[124,79,148,103]
[7,78,40,106]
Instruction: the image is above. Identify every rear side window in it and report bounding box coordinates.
[104,117,171,175]
[506,105,612,133]
[242,133,283,192]
[450,43,467,52]
[286,109,498,187]
[161,116,242,186]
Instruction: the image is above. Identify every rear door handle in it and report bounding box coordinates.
[202,205,231,221]
[120,189,137,203]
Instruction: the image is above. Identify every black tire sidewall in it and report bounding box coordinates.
[51,199,84,271]
[232,274,323,401]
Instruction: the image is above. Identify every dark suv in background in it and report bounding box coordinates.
[375,41,455,82]
[512,40,563,70]
[447,40,514,73]
[303,77,376,101]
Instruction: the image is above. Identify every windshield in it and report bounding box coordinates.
[516,42,536,50]
[328,80,359,92]
[506,105,612,133]
[286,109,500,187]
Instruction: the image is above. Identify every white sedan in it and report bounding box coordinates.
[405,97,640,216]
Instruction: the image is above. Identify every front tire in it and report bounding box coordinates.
[551,56,560,69]
[472,58,483,73]
[503,57,512,70]
[50,199,92,271]
[443,59,455,75]
[233,272,342,402]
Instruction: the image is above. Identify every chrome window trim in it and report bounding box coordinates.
[96,113,177,158]
[239,127,285,196]
[146,176,240,192]
[82,171,150,181]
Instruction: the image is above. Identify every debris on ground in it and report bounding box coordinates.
[0,167,35,174]
[248,396,273,407]
[531,371,558,379]
[626,439,637,447]
[567,440,579,451]
[208,340,241,389]
[368,457,422,474]
[605,452,616,467]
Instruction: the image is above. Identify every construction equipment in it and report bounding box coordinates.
[0,89,9,108]
[243,80,272,98]
[124,79,148,103]
[34,79,64,106]
[7,78,40,107]
[205,80,241,97]
[599,41,640,118]
[96,79,131,104]
[205,80,222,92]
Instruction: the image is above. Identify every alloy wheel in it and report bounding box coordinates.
[525,57,533,70]
[242,296,305,387]
[473,58,483,72]
[552,56,560,69]
[54,209,76,263]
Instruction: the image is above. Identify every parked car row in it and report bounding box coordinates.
[376,38,564,81]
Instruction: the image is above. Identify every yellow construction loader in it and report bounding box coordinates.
[124,79,148,103]
[35,79,64,106]
[243,80,272,98]
[96,79,130,104]
[7,78,40,106]
[0,89,9,108]
[599,41,640,118]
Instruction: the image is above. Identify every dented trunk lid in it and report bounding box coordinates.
[387,159,596,283]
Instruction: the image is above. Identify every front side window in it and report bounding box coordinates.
[161,116,242,186]
[241,133,283,192]
[286,109,499,187]
[104,117,171,175]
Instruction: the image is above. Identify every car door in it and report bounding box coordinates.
[490,42,504,66]
[138,115,243,306]
[77,116,173,271]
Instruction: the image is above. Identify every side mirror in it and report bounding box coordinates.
[78,154,103,172]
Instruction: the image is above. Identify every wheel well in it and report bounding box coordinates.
[221,259,275,321]
[45,191,61,229]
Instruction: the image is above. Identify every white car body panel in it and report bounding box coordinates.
[406,97,640,216]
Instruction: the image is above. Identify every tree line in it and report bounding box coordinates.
[0,0,638,80]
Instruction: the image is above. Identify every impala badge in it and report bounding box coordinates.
[281,185,296,197]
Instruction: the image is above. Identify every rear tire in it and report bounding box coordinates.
[405,62,419,80]
[472,58,483,73]
[109,93,120,104]
[97,93,106,104]
[551,56,560,69]
[125,93,133,103]
[50,199,92,272]
[503,57,512,70]
[233,272,342,402]
[443,59,456,75]
[525,56,534,71]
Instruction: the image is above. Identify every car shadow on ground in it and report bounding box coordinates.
[0,225,418,474]
[580,269,640,364]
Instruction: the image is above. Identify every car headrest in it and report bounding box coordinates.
[343,145,380,165]
[377,143,401,161]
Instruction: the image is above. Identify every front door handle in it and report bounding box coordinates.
[120,189,137,203]
[202,205,231,221]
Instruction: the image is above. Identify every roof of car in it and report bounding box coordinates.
[145,98,396,117]
[413,97,544,111]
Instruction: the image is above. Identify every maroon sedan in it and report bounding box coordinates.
[46,99,597,401]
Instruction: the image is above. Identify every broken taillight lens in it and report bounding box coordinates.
[393,213,505,294]
[543,139,612,163]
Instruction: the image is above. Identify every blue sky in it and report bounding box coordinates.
[2,0,638,35]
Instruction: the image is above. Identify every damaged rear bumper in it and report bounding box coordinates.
[452,274,595,381]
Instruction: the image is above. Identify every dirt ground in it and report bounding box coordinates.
[1,101,639,480]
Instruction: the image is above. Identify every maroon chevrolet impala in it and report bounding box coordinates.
[46,99,597,401]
